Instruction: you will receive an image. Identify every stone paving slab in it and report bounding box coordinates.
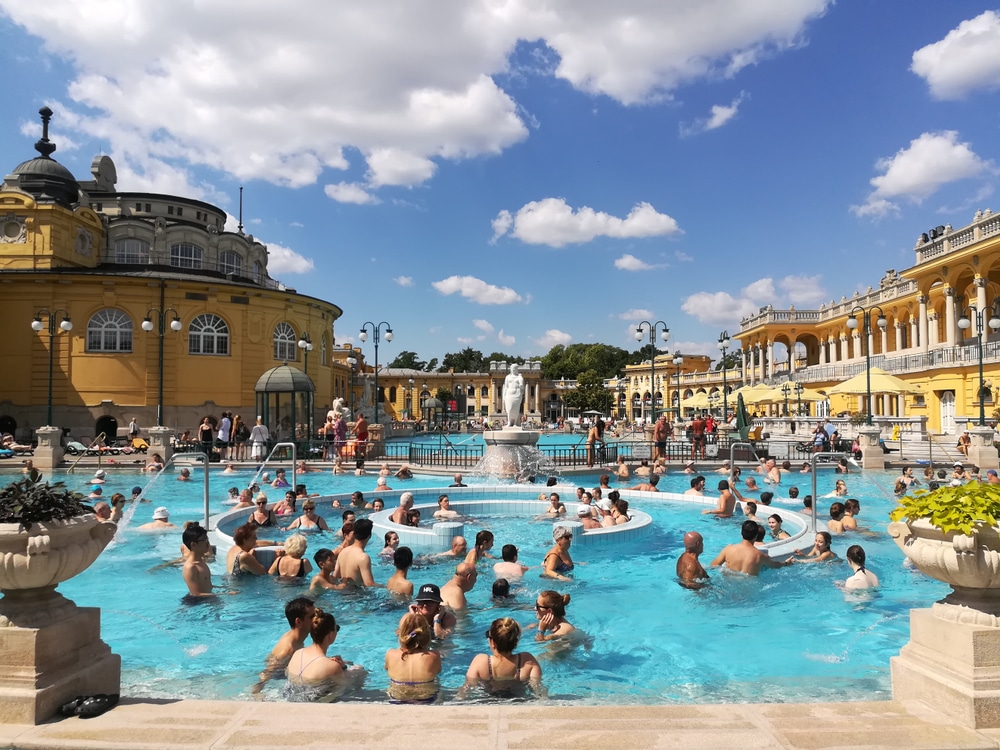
[0,699,996,750]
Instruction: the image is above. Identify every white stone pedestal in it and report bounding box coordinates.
[147,426,174,463]
[892,606,1000,729]
[969,426,999,471]
[857,426,884,470]
[31,426,64,470]
[0,588,120,724]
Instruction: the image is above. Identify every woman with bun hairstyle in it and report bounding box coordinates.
[460,617,543,698]
[534,589,575,642]
[384,613,441,703]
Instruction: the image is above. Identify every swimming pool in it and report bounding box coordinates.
[32,465,946,704]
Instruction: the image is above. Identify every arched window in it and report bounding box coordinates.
[170,242,203,269]
[219,251,242,276]
[321,335,328,366]
[389,386,397,402]
[189,314,229,355]
[481,386,489,397]
[114,238,149,264]
[86,309,133,352]
[273,322,297,361]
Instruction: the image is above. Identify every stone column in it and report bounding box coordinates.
[31,426,64,471]
[977,276,989,345]
[147,426,174,464]
[857,425,884,469]
[880,326,888,357]
[909,318,918,351]
[766,341,774,379]
[819,337,827,365]
[945,287,956,346]
[919,295,929,352]
[969,426,999,470]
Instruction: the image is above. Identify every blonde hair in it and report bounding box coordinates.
[284,534,308,557]
[398,613,431,657]
[255,491,269,504]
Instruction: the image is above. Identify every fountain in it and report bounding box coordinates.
[476,363,555,480]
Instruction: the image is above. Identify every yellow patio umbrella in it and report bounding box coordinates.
[755,383,829,403]
[826,367,922,395]
[737,383,778,404]
[681,391,711,409]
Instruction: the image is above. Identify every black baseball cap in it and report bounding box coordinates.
[415,583,442,603]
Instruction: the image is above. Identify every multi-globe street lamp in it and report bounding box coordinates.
[346,355,357,415]
[845,305,887,425]
[672,351,684,421]
[958,302,1000,425]
[30,308,73,426]
[634,320,670,422]
[358,322,393,425]
[718,331,731,422]
[141,307,182,426]
[297,333,314,373]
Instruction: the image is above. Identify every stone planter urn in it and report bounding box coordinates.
[889,517,1000,728]
[0,515,120,724]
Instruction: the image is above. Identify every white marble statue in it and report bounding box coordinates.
[327,397,351,422]
[502,364,525,427]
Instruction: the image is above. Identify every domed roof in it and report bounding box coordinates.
[254,364,315,393]
[6,108,79,207]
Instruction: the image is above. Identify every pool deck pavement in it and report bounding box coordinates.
[2,698,999,750]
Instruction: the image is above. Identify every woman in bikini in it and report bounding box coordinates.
[541,526,574,580]
[533,590,575,642]
[459,617,543,698]
[285,610,352,701]
[384,613,441,703]
[268,534,312,578]
[282,500,329,532]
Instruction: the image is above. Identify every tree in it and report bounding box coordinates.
[714,352,740,371]
[562,369,613,414]
[440,347,485,374]
[541,343,630,380]
[388,350,426,370]
[424,358,439,372]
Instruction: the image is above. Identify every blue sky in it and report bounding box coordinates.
[1,1,999,366]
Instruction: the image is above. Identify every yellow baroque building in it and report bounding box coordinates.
[0,108,350,442]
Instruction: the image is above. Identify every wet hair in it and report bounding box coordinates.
[803,495,813,509]
[182,523,207,550]
[741,520,760,541]
[816,531,833,546]
[691,476,705,489]
[295,484,307,496]
[745,501,757,515]
[342,509,355,521]
[788,486,799,499]
[845,498,861,514]
[475,530,494,549]
[718,480,730,491]
[438,494,450,506]
[501,544,518,562]
[755,524,766,543]
[284,534,307,557]
[233,522,257,547]
[546,477,558,487]
[607,490,620,503]
[537,589,570,617]
[937,469,947,479]
[284,597,315,628]
[492,579,510,599]
[384,531,398,546]
[649,474,660,486]
[928,481,941,491]
[487,616,521,651]
[228,486,240,498]
[397,613,431,656]
[829,502,845,520]
[759,492,774,506]
[393,546,413,570]
[313,548,334,566]
[311,610,339,644]
[353,518,373,542]
[846,544,866,567]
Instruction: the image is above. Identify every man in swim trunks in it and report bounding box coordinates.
[676,531,708,589]
[336,518,378,587]
[440,562,478,610]
[628,474,659,492]
[252,597,316,695]
[182,524,216,598]
[702,479,741,517]
[389,492,414,525]
[690,413,706,460]
[653,415,669,461]
[710,520,791,575]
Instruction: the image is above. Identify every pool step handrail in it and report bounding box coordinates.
[137,451,212,528]
[65,431,108,473]
[810,451,852,534]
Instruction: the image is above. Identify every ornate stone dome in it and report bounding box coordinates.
[6,107,79,207]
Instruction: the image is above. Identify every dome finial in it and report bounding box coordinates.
[35,106,56,158]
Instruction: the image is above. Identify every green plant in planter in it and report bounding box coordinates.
[889,481,1000,536]
[848,411,868,427]
[0,478,93,531]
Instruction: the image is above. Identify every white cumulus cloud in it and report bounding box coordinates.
[681,277,776,325]
[491,199,681,247]
[850,131,992,218]
[498,329,515,346]
[911,11,1000,100]
[265,243,315,275]
[393,275,414,287]
[325,182,380,205]
[618,309,655,320]
[431,275,523,304]
[472,319,494,333]
[614,253,661,271]
[680,91,748,136]
[533,329,573,349]
[779,275,826,306]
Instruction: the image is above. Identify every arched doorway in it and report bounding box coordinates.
[0,415,16,437]
[95,415,118,443]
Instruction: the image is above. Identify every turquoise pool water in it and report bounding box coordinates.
[21,466,947,704]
